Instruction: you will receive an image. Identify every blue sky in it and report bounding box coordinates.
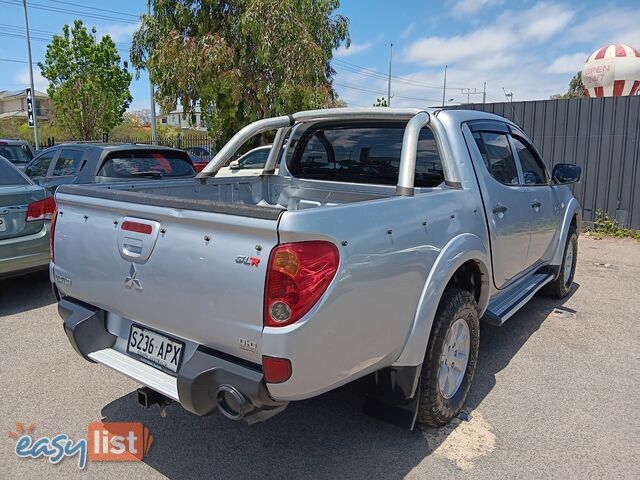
[2,0,639,110]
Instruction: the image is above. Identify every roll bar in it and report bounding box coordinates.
[196,108,455,196]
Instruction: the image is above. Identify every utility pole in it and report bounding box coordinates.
[442,65,448,108]
[461,87,483,104]
[387,43,393,107]
[482,82,486,104]
[148,1,157,145]
[22,0,39,149]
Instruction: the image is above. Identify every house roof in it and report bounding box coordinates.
[0,89,49,99]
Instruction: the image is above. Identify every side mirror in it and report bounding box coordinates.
[552,163,581,185]
[229,160,240,170]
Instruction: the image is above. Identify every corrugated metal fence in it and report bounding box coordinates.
[448,96,640,229]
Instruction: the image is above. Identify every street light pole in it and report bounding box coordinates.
[148,2,157,145]
[442,65,448,108]
[22,0,39,149]
[387,43,393,107]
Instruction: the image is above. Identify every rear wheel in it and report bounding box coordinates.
[416,288,479,427]
[542,227,577,299]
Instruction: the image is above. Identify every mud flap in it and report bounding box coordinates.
[362,365,421,430]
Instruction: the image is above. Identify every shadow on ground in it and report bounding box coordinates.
[0,270,55,316]
[100,286,579,479]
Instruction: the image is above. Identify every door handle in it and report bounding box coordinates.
[493,204,508,214]
[531,201,541,209]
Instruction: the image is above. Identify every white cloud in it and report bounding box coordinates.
[97,23,140,43]
[562,7,640,50]
[545,52,589,74]
[404,27,514,66]
[15,67,48,93]
[516,2,574,42]
[335,42,373,58]
[450,0,504,15]
[400,22,415,40]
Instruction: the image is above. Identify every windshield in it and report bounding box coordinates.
[0,144,33,165]
[287,122,444,187]
[0,157,31,185]
[98,151,195,179]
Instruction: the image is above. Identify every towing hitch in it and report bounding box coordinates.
[137,387,175,418]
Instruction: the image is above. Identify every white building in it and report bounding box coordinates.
[0,89,51,121]
[157,108,206,131]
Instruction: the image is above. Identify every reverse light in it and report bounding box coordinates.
[262,356,292,383]
[264,241,339,328]
[26,196,56,222]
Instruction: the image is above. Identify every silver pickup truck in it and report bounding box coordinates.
[52,108,581,429]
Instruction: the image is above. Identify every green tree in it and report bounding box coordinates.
[551,72,586,99]
[39,20,132,140]
[373,97,388,107]
[131,0,350,147]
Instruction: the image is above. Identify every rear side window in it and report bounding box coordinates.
[238,149,270,169]
[98,151,196,179]
[24,151,55,178]
[472,132,519,185]
[52,149,84,177]
[512,137,548,185]
[287,124,444,187]
[0,158,30,185]
[0,144,33,165]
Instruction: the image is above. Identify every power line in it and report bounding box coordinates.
[0,56,31,64]
[1,0,140,24]
[0,30,132,55]
[45,0,140,19]
[0,23,133,49]
[333,81,442,104]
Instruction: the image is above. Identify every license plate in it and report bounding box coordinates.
[0,216,5,232]
[127,325,184,373]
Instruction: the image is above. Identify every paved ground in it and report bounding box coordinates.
[1,236,638,479]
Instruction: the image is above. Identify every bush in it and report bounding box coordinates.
[587,210,640,240]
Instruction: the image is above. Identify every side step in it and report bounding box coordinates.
[482,272,553,326]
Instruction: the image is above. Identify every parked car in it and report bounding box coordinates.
[185,146,212,172]
[0,139,36,170]
[22,144,196,193]
[52,108,581,429]
[0,156,52,279]
[216,145,275,177]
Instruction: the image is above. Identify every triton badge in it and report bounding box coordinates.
[124,264,143,292]
[235,256,260,267]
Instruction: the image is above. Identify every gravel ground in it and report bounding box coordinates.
[1,236,638,479]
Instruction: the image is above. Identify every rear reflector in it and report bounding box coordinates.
[26,196,56,222]
[262,356,292,383]
[121,221,153,235]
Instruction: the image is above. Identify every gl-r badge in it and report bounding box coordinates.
[125,264,143,292]
[235,255,260,267]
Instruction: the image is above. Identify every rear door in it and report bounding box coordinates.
[464,121,531,288]
[510,133,561,265]
[23,149,58,185]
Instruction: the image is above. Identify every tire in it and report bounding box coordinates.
[416,288,480,427]
[542,227,578,299]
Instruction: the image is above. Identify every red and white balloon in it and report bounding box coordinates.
[582,44,640,97]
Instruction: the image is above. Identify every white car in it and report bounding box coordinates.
[215,145,273,177]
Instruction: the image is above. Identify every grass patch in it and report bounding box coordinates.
[585,210,640,240]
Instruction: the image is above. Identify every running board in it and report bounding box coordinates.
[482,272,554,326]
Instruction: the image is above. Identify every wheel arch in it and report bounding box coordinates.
[550,197,582,266]
[392,233,491,367]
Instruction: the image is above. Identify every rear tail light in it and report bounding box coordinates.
[262,356,292,383]
[264,241,339,328]
[49,204,58,261]
[26,196,56,222]
[193,162,206,172]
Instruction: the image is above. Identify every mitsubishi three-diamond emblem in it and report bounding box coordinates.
[124,263,143,292]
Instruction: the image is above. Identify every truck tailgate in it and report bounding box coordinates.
[52,191,281,365]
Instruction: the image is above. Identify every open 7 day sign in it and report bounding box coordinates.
[9,421,153,469]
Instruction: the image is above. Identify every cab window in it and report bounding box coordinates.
[512,136,548,185]
[472,132,519,186]
[24,151,56,179]
[52,149,84,177]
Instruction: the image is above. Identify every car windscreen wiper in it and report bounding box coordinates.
[129,171,164,179]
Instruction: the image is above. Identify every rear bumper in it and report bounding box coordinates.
[0,224,49,278]
[58,297,287,423]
